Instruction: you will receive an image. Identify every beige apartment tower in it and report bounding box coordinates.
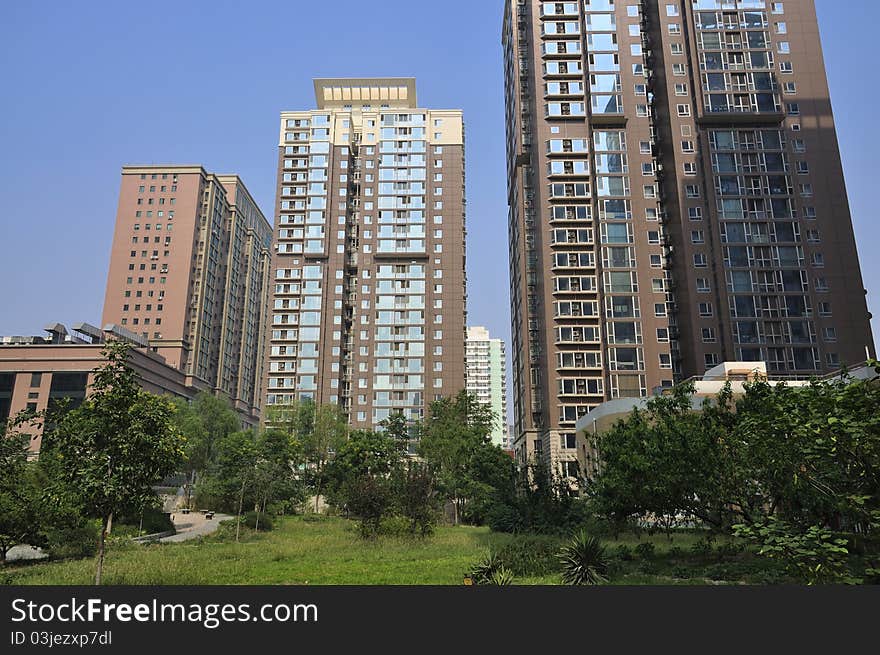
[503,0,874,474]
[102,165,273,424]
[466,326,510,448]
[264,78,467,429]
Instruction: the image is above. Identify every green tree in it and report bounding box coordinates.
[252,427,306,525]
[204,429,259,541]
[264,398,316,442]
[324,429,400,510]
[0,414,45,563]
[42,340,185,584]
[586,363,880,581]
[418,390,497,524]
[172,392,240,506]
[303,403,348,512]
[379,410,413,455]
[394,461,440,537]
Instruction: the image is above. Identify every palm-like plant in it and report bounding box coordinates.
[467,551,503,584]
[559,531,609,585]
[489,566,514,585]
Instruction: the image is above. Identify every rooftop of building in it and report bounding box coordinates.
[1,321,143,346]
[313,77,417,109]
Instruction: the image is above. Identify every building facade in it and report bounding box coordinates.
[264,78,467,429]
[502,0,874,475]
[101,165,272,424]
[0,323,198,453]
[466,326,509,447]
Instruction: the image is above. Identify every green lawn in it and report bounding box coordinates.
[1,516,786,585]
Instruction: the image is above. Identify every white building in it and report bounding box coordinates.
[466,326,509,447]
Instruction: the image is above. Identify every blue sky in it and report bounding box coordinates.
[1,0,877,367]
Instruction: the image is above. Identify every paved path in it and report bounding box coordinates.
[158,512,233,543]
[4,513,232,559]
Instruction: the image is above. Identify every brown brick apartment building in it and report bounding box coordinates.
[264,78,468,430]
[502,0,874,474]
[101,165,273,422]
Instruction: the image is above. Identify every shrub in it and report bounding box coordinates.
[716,541,744,558]
[486,502,524,534]
[117,507,174,535]
[671,565,692,579]
[691,537,715,558]
[44,519,100,560]
[243,511,274,532]
[614,544,633,561]
[668,546,684,559]
[559,531,609,585]
[493,535,564,576]
[378,515,413,538]
[634,542,655,559]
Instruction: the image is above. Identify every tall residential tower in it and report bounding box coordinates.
[466,326,510,447]
[503,0,874,474]
[102,165,273,425]
[264,79,467,429]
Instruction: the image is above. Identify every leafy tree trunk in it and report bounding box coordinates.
[235,479,246,543]
[95,511,112,586]
[314,461,323,513]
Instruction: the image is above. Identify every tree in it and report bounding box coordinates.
[42,340,185,584]
[379,410,413,455]
[204,429,259,541]
[324,429,400,510]
[394,461,440,537]
[252,427,306,525]
[418,390,497,524]
[302,403,348,512]
[586,363,880,581]
[172,392,240,507]
[0,414,45,563]
[264,397,316,442]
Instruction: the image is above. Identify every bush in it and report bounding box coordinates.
[243,511,274,532]
[716,540,745,558]
[493,535,564,576]
[559,531,609,585]
[378,515,413,538]
[44,519,100,560]
[486,502,524,533]
[634,542,655,559]
[691,537,715,558]
[117,507,174,535]
[668,546,684,559]
[614,544,633,561]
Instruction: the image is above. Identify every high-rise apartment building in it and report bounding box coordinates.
[466,326,510,447]
[502,0,874,473]
[102,165,273,424]
[264,79,467,429]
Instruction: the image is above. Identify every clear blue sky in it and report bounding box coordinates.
[1,0,877,367]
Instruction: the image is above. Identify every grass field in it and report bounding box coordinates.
[1,516,785,585]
